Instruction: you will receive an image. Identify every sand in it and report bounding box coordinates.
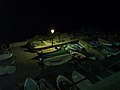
[0,42,77,90]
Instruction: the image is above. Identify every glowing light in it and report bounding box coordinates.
[51,29,54,34]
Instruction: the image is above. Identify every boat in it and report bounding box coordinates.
[43,49,68,59]
[113,41,120,46]
[0,51,13,61]
[99,49,112,57]
[78,39,94,49]
[0,49,14,65]
[44,54,72,66]
[87,41,100,48]
[24,78,39,90]
[79,49,96,60]
[39,79,55,90]
[69,50,86,59]
[0,66,16,76]
[56,75,77,90]
[79,39,105,60]
[37,47,59,55]
[102,45,119,55]
[0,57,15,66]
[98,38,112,46]
[88,47,105,60]
[65,43,83,52]
[72,71,92,90]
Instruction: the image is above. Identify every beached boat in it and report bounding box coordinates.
[37,47,59,57]
[24,78,39,90]
[78,39,105,60]
[102,45,119,55]
[100,49,112,57]
[113,41,120,46]
[98,38,112,46]
[69,50,86,59]
[78,39,94,49]
[43,49,68,59]
[56,75,77,90]
[0,52,13,61]
[0,66,16,76]
[38,49,68,60]
[0,57,15,66]
[87,41,102,49]
[44,54,72,66]
[0,50,14,65]
[72,71,92,90]
[39,79,55,90]
[65,43,83,52]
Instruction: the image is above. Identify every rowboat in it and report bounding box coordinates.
[98,38,112,46]
[24,78,39,90]
[56,75,77,90]
[72,71,92,89]
[0,66,16,76]
[44,54,72,66]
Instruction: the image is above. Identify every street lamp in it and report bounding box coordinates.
[51,29,54,46]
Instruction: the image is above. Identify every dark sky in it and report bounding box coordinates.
[0,1,120,41]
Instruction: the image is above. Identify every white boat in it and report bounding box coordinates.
[87,47,105,60]
[99,49,112,57]
[24,78,39,90]
[98,38,112,46]
[39,79,55,90]
[37,47,58,54]
[0,50,13,61]
[69,50,86,59]
[0,66,16,75]
[56,75,77,90]
[78,39,94,49]
[102,45,119,55]
[65,43,83,52]
[44,54,72,66]
[72,71,92,90]
[0,57,15,66]
[78,39,105,60]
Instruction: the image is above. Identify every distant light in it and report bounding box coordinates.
[51,29,54,34]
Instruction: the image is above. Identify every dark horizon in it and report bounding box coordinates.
[0,1,120,42]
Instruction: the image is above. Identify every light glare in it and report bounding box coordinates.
[51,29,54,34]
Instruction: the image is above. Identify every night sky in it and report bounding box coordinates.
[0,1,120,42]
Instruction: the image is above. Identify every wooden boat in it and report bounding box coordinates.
[44,54,72,66]
[65,43,83,51]
[0,52,13,61]
[79,39,105,60]
[78,39,94,49]
[24,78,39,90]
[72,71,92,89]
[98,38,112,46]
[43,49,68,59]
[102,45,118,55]
[0,66,16,75]
[0,57,15,66]
[56,75,77,90]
